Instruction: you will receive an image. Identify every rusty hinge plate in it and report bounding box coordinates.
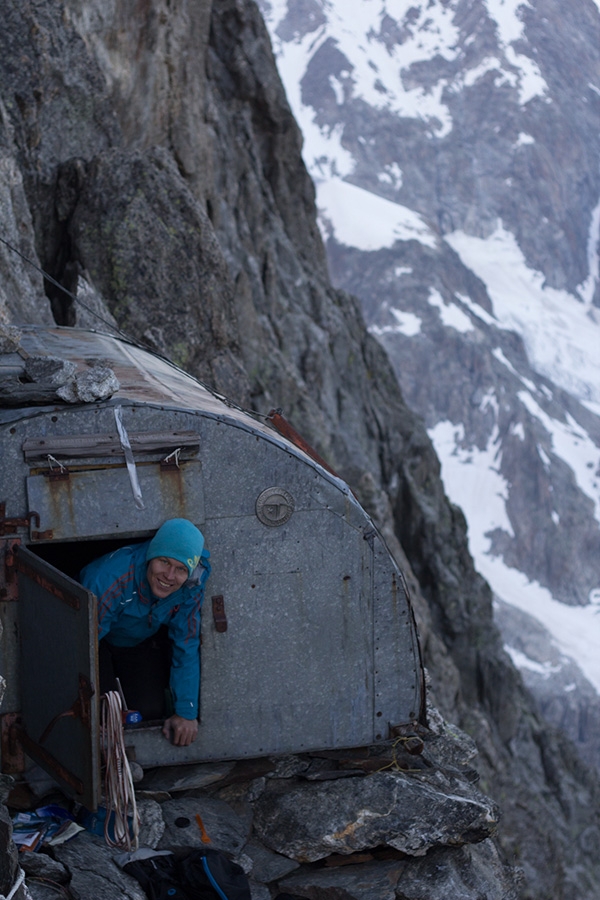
[212,595,227,632]
[0,538,20,600]
[0,502,40,537]
[30,529,54,541]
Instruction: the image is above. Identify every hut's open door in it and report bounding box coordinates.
[15,545,100,810]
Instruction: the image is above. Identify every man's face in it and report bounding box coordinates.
[147,556,189,598]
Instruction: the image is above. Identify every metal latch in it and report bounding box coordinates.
[0,502,40,536]
[212,595,227,632]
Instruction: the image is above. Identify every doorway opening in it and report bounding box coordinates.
[28,535,148,581]
[24,535,180,731]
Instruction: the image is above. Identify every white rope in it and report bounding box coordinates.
[100,691,140,851]
[46,455,66,473]
[0,866,26,900]
[163,447,181,467]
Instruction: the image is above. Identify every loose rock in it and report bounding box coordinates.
[57,364,120,403]
[138,761,234,794]
[253,770,499,862]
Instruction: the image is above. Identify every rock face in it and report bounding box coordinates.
[259,0,600,777]
[0,0,600,897]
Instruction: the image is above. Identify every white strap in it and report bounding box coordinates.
[0,866,26,900]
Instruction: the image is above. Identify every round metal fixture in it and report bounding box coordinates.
[256,487,295,527]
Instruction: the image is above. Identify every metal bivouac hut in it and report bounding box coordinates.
[0,326,425,810]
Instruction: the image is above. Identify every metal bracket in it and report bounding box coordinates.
[363,528,376,550]
[0,502,40,537]
[30,529,54,541]
[212,595,228,633]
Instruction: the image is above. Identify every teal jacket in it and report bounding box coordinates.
[80,541,210,719]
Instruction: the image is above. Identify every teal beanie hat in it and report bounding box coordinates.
[146,518,205,576]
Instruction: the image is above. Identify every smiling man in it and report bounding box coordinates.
[80,519,210,746]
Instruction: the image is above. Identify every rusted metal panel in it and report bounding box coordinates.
[267,409,341,479]
[16,546,100,810]
[26,460,205,542]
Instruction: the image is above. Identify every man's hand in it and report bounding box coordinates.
[162,714,199,746]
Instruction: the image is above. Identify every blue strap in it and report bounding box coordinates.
[201,856,229,900]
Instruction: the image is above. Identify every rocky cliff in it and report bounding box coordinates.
[1,1,600,898]
[257,0,600,779]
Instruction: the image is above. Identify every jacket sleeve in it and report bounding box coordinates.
[80,552,135,641]
[167,589,202,719]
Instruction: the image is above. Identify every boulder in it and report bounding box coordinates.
[158,796,249,855]
[254,770,499,862]
[277,858,405,900]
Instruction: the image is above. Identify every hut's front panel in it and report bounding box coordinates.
[1,400,423,772]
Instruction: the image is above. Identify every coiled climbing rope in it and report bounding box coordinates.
[100,691,140,852]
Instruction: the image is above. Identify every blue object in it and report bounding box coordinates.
[202,856,230,900]
[125,710,143,724]
[80,805,133,842]
[146,519,205,576]
[80,540,210,718]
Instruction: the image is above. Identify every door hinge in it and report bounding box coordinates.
[0,538,20,600]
